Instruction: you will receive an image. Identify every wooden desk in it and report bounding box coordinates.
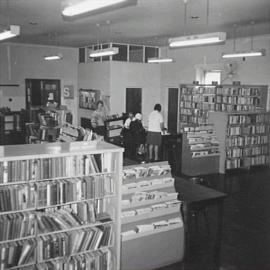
[176,177,227,270]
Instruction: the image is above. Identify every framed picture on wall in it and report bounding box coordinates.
[79,89,101,110]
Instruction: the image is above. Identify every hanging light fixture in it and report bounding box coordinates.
[169,0,226,48]
[62,0,137,17]
[44,33,63,61]
[222,21,265,59]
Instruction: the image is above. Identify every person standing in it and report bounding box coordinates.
[91,100,107,138]
[146,104,164,161]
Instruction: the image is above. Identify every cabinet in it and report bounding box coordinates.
[0,111,26,145]
[179,84,268,130]
[121,161,184,270]
[0,141,123,270]
[181,125,220,176]
[209,111,270,173]
[104,115,124,145]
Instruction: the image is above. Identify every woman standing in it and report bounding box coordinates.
[91,100,107,138]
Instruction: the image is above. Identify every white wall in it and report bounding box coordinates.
[77,62,110,124]
[0,43,79,124]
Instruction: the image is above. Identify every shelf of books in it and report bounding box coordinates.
[179,84,268,130]
[0,141,123,270]
[209,111,270,173]
[104,114,124,146]
[121,161,184,270]
[181,125,220,176]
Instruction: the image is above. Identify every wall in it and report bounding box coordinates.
[0,43,78,124]
[77,62,110,125]
[160,35,270,122]
[110,61,161,126]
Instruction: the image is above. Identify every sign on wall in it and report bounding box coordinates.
[63,85,74,99]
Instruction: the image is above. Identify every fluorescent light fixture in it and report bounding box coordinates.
[89,47,119,58]
[169,32,226,48]
[147,57,173,63]
[44,54,63,61]
[0,25,20,41]
[222,50,265,59]
[62,0,137,17]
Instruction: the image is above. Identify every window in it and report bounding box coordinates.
[204,71,221,85]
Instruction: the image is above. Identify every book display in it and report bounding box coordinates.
[0,141,123,270]
[209,111,270,173]
[181,125,220,176]
[121,161,184,270]
[104,114,124,145]
[179,84,268,130]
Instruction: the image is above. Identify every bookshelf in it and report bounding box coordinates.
[0,141,123,270]
[0,111,26,145]
[179,84,268,130]
[181,125,220,176]
[121,161,184,270]
[209,111,270,173]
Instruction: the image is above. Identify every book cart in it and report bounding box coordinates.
[121,161,184,270]
[181,125,220,176]
[0,141,123,270]
[209,111,270,173]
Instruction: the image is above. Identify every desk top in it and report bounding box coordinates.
[175,177,226,205]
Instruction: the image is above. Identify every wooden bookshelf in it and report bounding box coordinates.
[179,84,268,130]
[181,125,220,176]
[0,141,123,270]
[104,115,124,146]
[209,111,270,173]
[121,161,184,270]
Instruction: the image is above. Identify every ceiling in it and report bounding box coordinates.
[0,0,269,48]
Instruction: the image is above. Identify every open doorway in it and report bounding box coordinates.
[125,88,142,114]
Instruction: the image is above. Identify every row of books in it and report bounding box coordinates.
[0,212,35,242]
[121,200,181,218]
[121,191,178,207]
[216,87,261,96]
[181,86,216,95]
[122,177,174,192]
[122,164,171,181]
[37,249,111,270]
[216,95,260,106]
[0,155,101,184]
[122,217,183,238]
[226,145,268,158]
[37,224,112,261]
[0,239,36,268]
[227,125,269,136]
[217,104,258,112]
[226,155,270,169]
[226,135,269,147]
[228,114,270,125]
[37,175,114,208]
[0,184,35,212]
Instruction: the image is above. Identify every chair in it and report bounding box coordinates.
[25,122,40,143]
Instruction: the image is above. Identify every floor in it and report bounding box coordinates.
[124,157,270,270]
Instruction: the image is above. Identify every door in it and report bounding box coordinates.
[167,88,179,134]
[126,88,142,114]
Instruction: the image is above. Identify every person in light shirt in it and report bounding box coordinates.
[146,104,164,161]
[91,100,107,137]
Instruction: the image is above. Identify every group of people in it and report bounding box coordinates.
[89,100,164,162]
[122,103,164,162]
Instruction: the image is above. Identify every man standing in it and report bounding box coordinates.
[146,104,164,161]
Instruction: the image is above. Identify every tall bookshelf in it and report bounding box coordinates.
[121,161,184,270]
[0,141,123,270]
[179,84,268,130]
[209,111,270,173]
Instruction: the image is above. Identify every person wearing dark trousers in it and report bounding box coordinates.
[130,113,146,160]
[146,103,164,162]
[90,100,107,138]
[121,112,134,157]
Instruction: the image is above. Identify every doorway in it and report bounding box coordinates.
[125,88,142,114]
[167,88,179,134]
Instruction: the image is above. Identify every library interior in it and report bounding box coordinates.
[0,0,270,270]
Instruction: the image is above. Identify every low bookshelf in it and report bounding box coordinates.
[121,161,184,270]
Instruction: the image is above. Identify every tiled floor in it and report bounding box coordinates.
[124,158,270,270]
